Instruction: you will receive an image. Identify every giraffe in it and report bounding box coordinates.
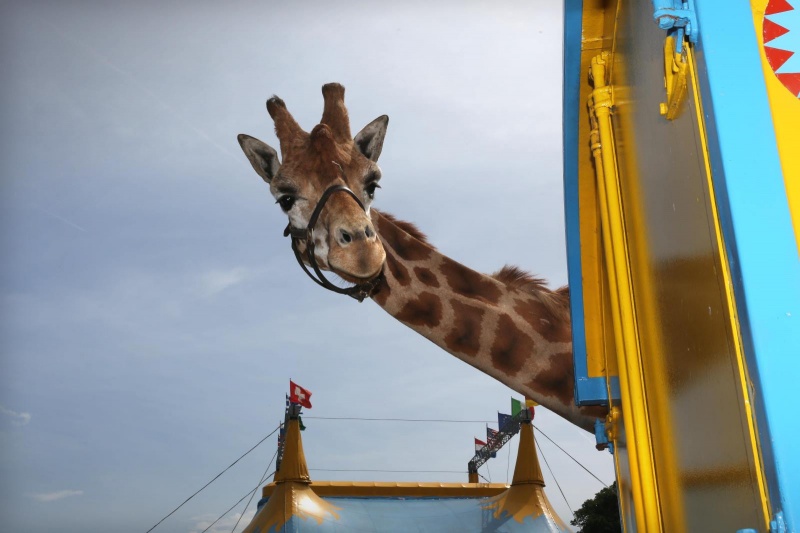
[238,83,607,432]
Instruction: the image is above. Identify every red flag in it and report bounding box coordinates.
[474,438,487,452]
[526,399,537,419]
[289,380,312,409]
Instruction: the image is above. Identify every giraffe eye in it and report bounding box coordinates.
[365,182,381,200]
[277,196,296,212]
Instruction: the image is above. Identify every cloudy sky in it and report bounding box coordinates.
[0,1,614,531]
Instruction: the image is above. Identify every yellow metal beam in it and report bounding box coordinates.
[588,51,662,533]
[687,46,772,532]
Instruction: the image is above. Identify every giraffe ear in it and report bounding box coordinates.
[237,134,280,183]
[354,115,389,162]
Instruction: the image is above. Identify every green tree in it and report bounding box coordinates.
[570,482,621,533]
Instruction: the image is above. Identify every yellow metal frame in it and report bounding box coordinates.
[687,46,773,531]
[587,51,662,532]
[584,41,773,533]
[575,0,618,384]
[577,2,779,531]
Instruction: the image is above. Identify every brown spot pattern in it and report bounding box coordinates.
[490,314,534,376]
[441,260,502,304]
[444,300,485,357]
[375,213,432,262]
[527,352,574,405]
[413,267,440,288]
[393,233,432,262]
[386,256,411,287]
[513,299,572,343]
[371,277,391,306]
[395,291,444,328]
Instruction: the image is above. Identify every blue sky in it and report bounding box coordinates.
[0,1,614,531]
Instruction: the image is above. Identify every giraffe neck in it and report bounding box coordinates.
[370,210,605,432]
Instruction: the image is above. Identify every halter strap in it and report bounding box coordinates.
[283,184,383,302]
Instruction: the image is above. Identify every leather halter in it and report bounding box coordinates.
[283,183,383,302]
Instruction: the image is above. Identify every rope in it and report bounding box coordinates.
[229,448,278,533]
[305,416,495,423]
[533,425,608,487]
[310,468,465,474]
[309,417,608,489]
[535,436,574,518]
[148,413,608,532]
[309,416,607,487]
[200,448,279,533]
[144,424,281,533]
[506,439,512,484]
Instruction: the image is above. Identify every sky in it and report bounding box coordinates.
[0,1,615,532]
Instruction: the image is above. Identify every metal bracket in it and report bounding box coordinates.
[288,403,302,419]
[652,0,697,120]
[652,0,699,44]
[594,418,615,454]
[770,511,787,533]
[660,35,689,120]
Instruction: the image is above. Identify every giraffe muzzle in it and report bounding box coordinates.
[283,183,384,302]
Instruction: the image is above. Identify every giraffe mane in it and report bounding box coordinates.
[492,265,570,320]
[374,210,433,248]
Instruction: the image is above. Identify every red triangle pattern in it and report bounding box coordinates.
[763,0,799,97]
[764,18,791,43]
[766,0,795,15]
[765,46,795,71]
[776,73,800,97]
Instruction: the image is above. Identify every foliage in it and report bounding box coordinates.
[570,481,621,533]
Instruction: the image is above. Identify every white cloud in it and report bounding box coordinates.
[28,490,84,502]
[197,267,252,297]
[190,510,256,533]
[0,405,31,426]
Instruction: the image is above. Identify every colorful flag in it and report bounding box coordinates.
[513,397,537,417]
[511,397,523,416]
[526,399,537,419]
[290,380,313,409]
[475,438,487,452]
[498,412,519,433]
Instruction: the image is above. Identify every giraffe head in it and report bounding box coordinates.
[238,83,388,285]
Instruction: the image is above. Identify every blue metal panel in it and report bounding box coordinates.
[693,1,800,529]
[563,0,610,406]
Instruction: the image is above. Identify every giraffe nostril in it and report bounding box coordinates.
[365,226,374,238]
[339,229,352,244]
